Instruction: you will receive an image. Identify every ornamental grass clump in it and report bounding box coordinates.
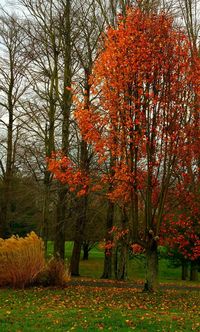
[37,257,71,286]
[0,232,45,288]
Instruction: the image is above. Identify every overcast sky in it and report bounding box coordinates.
[0,0,18,11]
[0,0,24,16]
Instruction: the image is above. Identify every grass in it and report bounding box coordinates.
[47,241,199,284]
[0,241,199,331]
[0,286,199,331]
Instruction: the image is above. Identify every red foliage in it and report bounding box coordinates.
[48,153,90,196]
[130,243,144,254]
[75,7,200,213]
[161,102,200,261]
[49,8,200,255]
[161,215,200,261]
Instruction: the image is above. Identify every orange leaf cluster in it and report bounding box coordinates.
[75,7,200,205]
[48,153,90,196]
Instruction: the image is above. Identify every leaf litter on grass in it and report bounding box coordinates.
[0,286,199,331]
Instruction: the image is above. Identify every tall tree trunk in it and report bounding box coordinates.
[102,252,113,279]
[82,242,89,260]
[54,0,71,259]
[114,246,119,280]
[101,200,114,279]
[70,195,87,276]
[42,63,56,252]
[41,183,49,253]
[0,65,14,238]
[70,66,89,275]
[54,188,68,259]
[70,148,88,272]
[70,238,82,276]
[114,207,129,281]
[190,261,199,281]
[0,180,11,238]
[42,167,52,254]
[114,243,128,281]
[144,240,158,292]
[181,261,189,280]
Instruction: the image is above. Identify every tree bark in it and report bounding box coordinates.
[190,261,198,281]
[101,200,114,279]
[54,188,68,260]
[114,243,128,281]
[181,261,189,280]
[114,207,129,281]
[70,238,82,276]
[0,183,11,238]
[70,195,87,276]
[82,242,89,260]
[102,252,113,279]
[41,168,52,254]
[54,0,71,259]
[144,240,158,292]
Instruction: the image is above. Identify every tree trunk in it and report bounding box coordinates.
[102,253,113,279]
[118,244,128,281]
[70,195,87,276]
[190,261,198,281]
[41,186,49,254]
[54,0,71,260]
[114,207,129,281]
[70,238,82,276]
[54,187,67,259]
[41,168,52,254]
[144,240,158,292]
[0,70,14,238]
[82,243,89,260]
[0,126,13,238]
[101,200,114,279]
[0,186,11,238]
[114,243,128,280]
[181,261,189,280]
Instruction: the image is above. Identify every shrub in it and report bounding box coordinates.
[0,232,45,288]
[36,257,71,287]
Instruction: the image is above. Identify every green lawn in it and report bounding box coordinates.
[0,242,199,331]
[47,241,199,284]
[0,286,199,331]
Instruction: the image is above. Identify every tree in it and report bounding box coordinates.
[69,0,98,275]
[178,0,200,55]
[18,0,73,258]
[161,153,200,281]
[75,7,200,291]
[49,0,106,272]
[0,12,30,237]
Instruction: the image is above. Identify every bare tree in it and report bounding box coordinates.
[0,11,30,237]
[17,0,73,256]
[178,0,200,53]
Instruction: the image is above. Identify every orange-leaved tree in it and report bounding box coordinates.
[75,8,200,291]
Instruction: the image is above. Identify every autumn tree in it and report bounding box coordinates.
[75,8,200,291]
[161,105,200,281]
[161,214,200,281]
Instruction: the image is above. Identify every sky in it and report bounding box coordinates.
[0,0,25,17]
[0,0,19,12]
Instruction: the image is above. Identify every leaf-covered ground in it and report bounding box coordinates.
[0,283,199,331]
